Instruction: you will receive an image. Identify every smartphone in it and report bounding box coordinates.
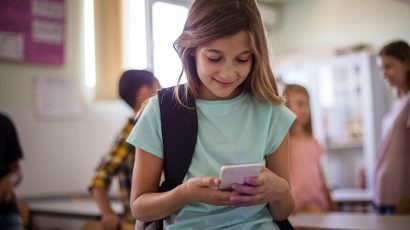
[218,163,263,190]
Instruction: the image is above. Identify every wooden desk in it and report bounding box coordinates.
[28,198,123,229]
[29,198,123,219]
[289,212,410,230]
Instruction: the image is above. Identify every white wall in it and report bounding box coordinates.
[3,103,131,197]
[0,0,131,197]
[272,0,410,56]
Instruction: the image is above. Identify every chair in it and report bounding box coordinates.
[395,197,410,214]
[82,220,135,230]
[121,222,134,230]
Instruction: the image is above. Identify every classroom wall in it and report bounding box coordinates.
[272,0,410,56]
[0,0,131,197]
[1,0,409,197]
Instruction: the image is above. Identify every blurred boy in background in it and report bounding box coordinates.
[88,70,160,229]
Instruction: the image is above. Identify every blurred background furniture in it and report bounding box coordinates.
[396,197,410,214]
[82,220,134,230]
[289,212,410,230]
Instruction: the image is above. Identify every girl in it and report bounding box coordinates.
[283,84,336,213]
[375,40,410,214]
[127,0,296,229]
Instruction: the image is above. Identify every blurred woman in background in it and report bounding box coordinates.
[375,40,410,214]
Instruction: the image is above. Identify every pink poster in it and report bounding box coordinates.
[0,0,65,65]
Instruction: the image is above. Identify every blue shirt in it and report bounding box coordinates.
[128,92,295,229]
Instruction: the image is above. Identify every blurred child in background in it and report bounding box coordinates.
[283,84,336,213]
[88,70,160,230]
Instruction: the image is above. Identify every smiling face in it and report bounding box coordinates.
[379,54,410,92]
[195,30,253,100]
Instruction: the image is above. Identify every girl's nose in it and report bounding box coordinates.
[220,64,237,80]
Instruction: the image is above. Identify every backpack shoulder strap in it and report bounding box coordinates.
[157,84,198,192]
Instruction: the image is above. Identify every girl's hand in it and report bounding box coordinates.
[180,176,234,206]
[229,167,290,206]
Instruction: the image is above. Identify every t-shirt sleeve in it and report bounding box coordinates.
[127,96,164,159]
[265,105,296,155]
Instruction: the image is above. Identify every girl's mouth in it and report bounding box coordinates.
[214,78,234,88]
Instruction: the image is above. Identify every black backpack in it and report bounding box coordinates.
[142,85,293,230]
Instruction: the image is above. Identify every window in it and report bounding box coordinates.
[122,0,147,70]
[84,0,190,99]
[148,0,189,87]
[83,0,96,90]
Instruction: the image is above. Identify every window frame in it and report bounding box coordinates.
[145,0,191,71]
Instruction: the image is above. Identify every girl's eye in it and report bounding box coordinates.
[237,54,252,64]
[237,58,250,64]
[208,57,222,63]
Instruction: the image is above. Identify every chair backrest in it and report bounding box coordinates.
[82,220,135,230]
[121,222,135,230]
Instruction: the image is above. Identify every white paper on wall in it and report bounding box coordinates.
[31,0,64,19]
[0,31,24,61]
[35,78,83,119]
[32,20,63,45]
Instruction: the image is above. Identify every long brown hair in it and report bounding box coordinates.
[283,84,313,136]
[173,0,283,105]
[379,40,410,87]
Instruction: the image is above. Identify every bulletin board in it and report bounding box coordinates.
[0,0,65,65]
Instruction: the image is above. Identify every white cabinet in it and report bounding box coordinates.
[276,52,388,191]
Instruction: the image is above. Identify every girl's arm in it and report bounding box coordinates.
[230,135,295,221]
[319,167,338,211]
[265,134,295,220]
[130,148,234,222]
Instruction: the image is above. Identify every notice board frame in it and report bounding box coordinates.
[0,0,65,66]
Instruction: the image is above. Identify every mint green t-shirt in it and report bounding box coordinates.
[127,91,295,230]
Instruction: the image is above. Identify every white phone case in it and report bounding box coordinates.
[219,163,263,190]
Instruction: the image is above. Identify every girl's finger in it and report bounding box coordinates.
[229,194,258,205]
[243,176,260,186]
[231,184,259,195]
[196,177,220,187]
